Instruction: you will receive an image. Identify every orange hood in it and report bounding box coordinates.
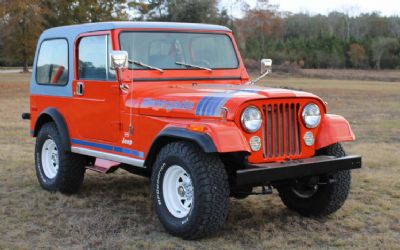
[134,83,323,120]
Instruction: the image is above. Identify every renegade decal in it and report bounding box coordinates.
[142,98,195,112]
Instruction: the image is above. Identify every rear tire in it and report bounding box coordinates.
[35,122,88,194]
[277,143,351,217]
[151,141,229,239]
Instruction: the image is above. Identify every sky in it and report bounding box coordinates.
[220,0,400,17]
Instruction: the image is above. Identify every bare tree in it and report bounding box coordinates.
[389,16,400,37]
[371,37,398,70]
[235,0,281,58]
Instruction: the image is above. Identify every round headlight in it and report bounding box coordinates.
[241,106,262,133]
[302,103,321,128]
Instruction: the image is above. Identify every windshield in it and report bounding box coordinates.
[119,32,239,70]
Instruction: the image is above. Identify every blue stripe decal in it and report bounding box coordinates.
[199,96,213,116]
[114,146,123,153]
[71,139,144,159]
[213,97,230,117]
[207,97,223,116]
[241,89,260,93]
[196,96,209,116]
[196,93,232,117]
[195,89,263,117]
[205,97,221,116]
[132,150,139,157]
[71,139,113,151]
[204,96,217,116]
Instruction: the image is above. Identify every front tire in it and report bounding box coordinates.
[151,142,229,239]
[35,122,88,194]
[277,143,352,217]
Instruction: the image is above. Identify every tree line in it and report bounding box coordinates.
[1,0,400,71]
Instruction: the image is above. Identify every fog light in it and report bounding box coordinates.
[249,136,261,151]
[303,131,314,146]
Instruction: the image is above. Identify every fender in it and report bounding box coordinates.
[206,123,251,153]
[144,127,216,168]
[315,114,355,149]
[33,107,71,151]
[160,127,218,152]
[144,125,250,168]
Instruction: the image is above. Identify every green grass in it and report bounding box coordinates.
[0,73,399,249]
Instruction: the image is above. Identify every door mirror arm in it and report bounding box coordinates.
[247,59,272,85]
[110,51,129,93]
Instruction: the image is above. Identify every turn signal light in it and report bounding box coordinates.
[187,124,206,133]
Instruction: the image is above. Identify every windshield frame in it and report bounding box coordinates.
[118,30,240,71]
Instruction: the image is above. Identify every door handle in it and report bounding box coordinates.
[76,82,84,96]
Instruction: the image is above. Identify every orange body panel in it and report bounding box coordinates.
[315,114,356,150]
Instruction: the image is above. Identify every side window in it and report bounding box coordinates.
[36,39,69,85]
[78,35,115,80]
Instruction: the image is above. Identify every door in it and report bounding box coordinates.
[72,33,120,143]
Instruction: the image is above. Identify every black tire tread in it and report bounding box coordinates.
[278,143,351,217]
[35,122,87,194]
[151,141,229,239]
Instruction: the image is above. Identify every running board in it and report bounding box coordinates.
[86,159,121,174]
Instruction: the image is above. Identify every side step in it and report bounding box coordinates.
[86,159,121,174]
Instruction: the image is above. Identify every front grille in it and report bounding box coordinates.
[261,103,301,159]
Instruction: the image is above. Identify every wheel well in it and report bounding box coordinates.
[144,135,250,195]
[144,127,218,169]
[33,114,53,137]
[144,136,248,172]
[33,108,71,151]
[144,136,182,169]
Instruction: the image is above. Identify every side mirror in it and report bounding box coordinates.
[247,59,272,85]
[260,59,272,74]
[110,50,128,70]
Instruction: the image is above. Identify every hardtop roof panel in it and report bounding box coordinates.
[41,21,231,40]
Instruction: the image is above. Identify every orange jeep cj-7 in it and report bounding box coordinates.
[22,22,362,239]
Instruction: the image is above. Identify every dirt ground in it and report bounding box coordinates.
[0,72,399,249]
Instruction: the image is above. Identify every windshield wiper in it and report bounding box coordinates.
[175,61,212,72]
[128,60,164,73]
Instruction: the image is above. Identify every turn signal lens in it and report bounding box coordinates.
[187,124,206,133]
[303,131,315,146]
[249,136,261,151]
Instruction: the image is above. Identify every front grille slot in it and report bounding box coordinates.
[262,102,301,159]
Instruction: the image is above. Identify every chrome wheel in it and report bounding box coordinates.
[162,165,194,218]
[41,139,59,179]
